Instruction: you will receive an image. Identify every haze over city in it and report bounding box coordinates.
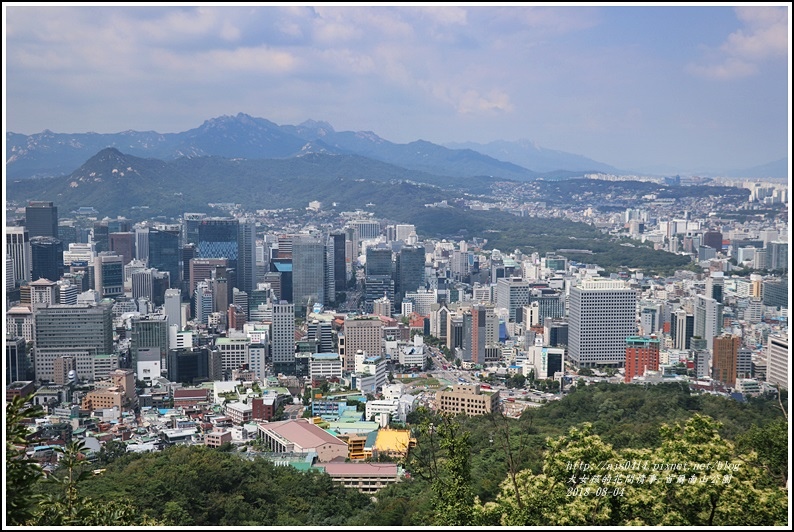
[4,3,790,175]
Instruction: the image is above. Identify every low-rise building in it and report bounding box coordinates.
[436,384,500,416]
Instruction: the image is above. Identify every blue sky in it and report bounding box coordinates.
[3,3,790,174]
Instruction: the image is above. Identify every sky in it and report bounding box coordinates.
[3,3,791,174]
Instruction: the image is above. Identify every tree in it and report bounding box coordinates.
[431,416,477,525]
[6,396,45,526]
[96,439,127,466]
[475,414,788,526]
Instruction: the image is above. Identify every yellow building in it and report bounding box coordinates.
[436,384,500,416]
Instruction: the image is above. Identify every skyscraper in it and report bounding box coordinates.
[694,295,723,351]
[495,277,529,323]
[365,246,394,313]
[568,278,638,368]
[93,253,124,299]
[6,226,32,286]
[291,235,325,315]
[671,308,694,350]
[767,241,788,271]
[342,315,383,372]
[198,217,239,268]
[109,232,135,265]
[30,236,63,282]
[33,303,114,382]
[237,219,257,294]
[331,232,347,293]
[148,227,181,291]
[272,301,296,375]
[25,201,58,239]
[396,245,426,307]
[712,334,740,387]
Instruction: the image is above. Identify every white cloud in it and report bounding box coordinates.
[690,6,788,80]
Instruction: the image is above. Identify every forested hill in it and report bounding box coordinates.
[17,382,786,527]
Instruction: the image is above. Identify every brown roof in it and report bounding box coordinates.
[260,419,345,449]
[174,389,210,399]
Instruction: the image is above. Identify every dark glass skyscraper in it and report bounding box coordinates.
[25,201,58,239]
[291,235,324,315]
[331,232,347,292]
[198,218,238,269]
[396,244,425,306]
[237,219,256,294]
[30,236,64,282]
[148,228,181,290]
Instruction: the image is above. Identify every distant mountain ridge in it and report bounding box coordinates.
[444,138,622,174]
[7,112,785,180]
[7,113,540,181]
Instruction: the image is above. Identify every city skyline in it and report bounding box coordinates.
[4,3,790,175]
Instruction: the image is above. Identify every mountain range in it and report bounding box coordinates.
[6,113,610,181]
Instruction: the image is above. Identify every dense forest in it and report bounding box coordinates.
[8,383,788,526]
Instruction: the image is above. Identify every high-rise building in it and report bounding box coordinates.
[197,217,239,268]
[237,219,257,294]
[93,253,124,299]
[702,230,723,252]
[706,271,724,304]
[766,334,788,390]
[342,316,383,372]
[109,232,135,265]
[319,237,334,307]
[694,295,723,351]
[189,258,228,294]
[182,213,206,246]
[130,314,169,369]
[6,226,32,286]
[495,277,529,323]
[29,278,60,310]
[33,303,114,382]
[372,297,392,317]
[365,246,394,313]
[307,319,334,353]
[134,225,149,261]
[6,337,29,384]
[568,279,638,368]
[331,232,347,293]
[131,268,170,306]
[167,346,221,384]
[671,308,694,350]
[395,245,425,307]
[762,278,788,308]
[624,336,660,383]
[291,235,325,315]
[462,305,486,365]
[767,241,788,271]
[712,334,740,387]
[164,288,183,332]
[194,281,213,325]
[181,243,197,295]
[30,236,64,282]
[271,301,296,375]
[148,227,181,290]
[25,201,58,239]
[527,286,566,324]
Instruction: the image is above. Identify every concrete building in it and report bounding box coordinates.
[436,384,500,416]
[257,418,348,462]
[568,279,638,368]
[766,334,788,390]
[624,336,661,383]
[712,334,740,387]
[341,316,383,372]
